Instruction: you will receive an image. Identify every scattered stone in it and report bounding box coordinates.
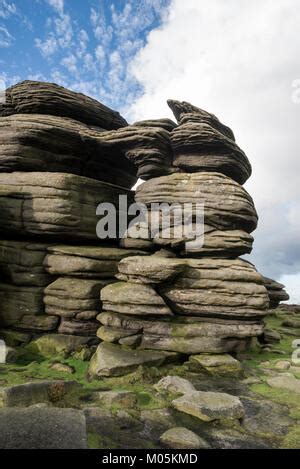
[160,427,210,449]
[50,362,75,374]
[188,353,243,377]
[261,329,281,344]
[172,390,244,422]
[88,342,179,377]
[0,380,78,407]
[267,373,300,394]
[0,406,87,449]
[94,391,137,408]
[274,361,291,370]
[282,319,300,328]
[154,376,195,395]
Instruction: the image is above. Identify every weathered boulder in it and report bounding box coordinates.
[1,80,127,129]
[161,258,269,319]
[0,407,87,449]
[88,342,179,377]
[0,172,131,240]
[154,376,196,395]
[44,245,147,278]
[135,172,257,233]
[172,390,245,421]
[267,373,300,394]
[188,353,243,376]
[0,380,78,407]
[0,114,137,188]
[160,427,210,449]
[167,100,251,184]
[100,282,173,316]
[169,123,251,184]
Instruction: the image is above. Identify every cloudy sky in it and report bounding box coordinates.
[0,0,299,302]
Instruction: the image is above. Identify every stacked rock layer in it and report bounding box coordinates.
[0,81,145,344]
[0,82,288,375]
[89,100,273,377]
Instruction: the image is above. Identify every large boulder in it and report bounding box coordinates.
[161,257,269,318]
[1,80,127,129]
[0,172,131,241]
[0,407,87,449]
[135,172,257,233]
[0,380,77,407]
[0,114,136,188]
[172,390,245,422]
[88,342,179,377]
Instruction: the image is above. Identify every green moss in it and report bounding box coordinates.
[281,425,300,449]
[251,383,300,420]
[87,432,118,449]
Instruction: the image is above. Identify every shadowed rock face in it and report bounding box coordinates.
[97,122,175,180]
[0,172,132,241]
[0,114,137,188]
[0,80,127,129]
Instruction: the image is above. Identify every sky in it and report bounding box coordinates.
[0,0,299,302]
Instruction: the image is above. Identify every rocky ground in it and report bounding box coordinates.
[0,306,300,449]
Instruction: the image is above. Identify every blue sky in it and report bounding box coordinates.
[0,0,299,301]
[0,0,170,112]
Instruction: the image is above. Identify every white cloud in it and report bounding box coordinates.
[280,273,300,304]
[35,35,57,56]
[128,0,300,301]
[61,53,77,75]
[47,0,64,15]
[0,0,16,19]
[0,25,14,47]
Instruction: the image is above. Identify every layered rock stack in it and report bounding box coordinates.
[0,80,143,344]
[0,82,288,374]
[263,277,289,308]
[89,100,271,377]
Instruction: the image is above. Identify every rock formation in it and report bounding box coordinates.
[0,82,289,376]
[263,276,290,308]
[89,99,275,377]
